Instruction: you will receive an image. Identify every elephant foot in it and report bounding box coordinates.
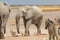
[24,32,30,36]
[24,31,30,36]
[17,31,20,34]
[4,27,6,34]
[37,29,41,35]
[18,32,20,34]
[0,33,4,39]
[24,34,30,36]
[0,37,5,39]
[36,33,41,35]
[37,32,41,35]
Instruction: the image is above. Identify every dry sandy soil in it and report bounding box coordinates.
[1,9,60,40]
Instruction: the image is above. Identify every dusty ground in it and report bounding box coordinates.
[1,9,60,40]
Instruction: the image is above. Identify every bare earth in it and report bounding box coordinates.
[1,9,60,40]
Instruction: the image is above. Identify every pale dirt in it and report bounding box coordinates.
[1,9,60,40]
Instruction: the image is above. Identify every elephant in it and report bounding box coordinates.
[15,6,43,36]
[45,19,58,40]
[0,2,11,35]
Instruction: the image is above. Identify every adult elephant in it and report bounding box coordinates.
[16,6,43,36]
[0,2,11,35]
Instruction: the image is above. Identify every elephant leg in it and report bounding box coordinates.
[0,26,4,39]
[53,35,55,40]
[4,15,9,34]
[35,19,43,34]
[2,15,9,34]
[35,24,41,35]
[16,16,20,34]
[0,16,4,39]
[56,35,58,40]
[3,18,7,34]
[35,16,43,34]
[23,18,31,36]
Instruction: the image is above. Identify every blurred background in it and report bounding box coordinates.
[0,0,60,11]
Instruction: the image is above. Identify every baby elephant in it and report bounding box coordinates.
[45,19,58,40]
[15,6,43,36]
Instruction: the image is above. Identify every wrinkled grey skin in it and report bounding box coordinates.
[45,19,58,40]
[0,2,11,34]
[15,6,43,36]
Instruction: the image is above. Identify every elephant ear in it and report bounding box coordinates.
[4,3,7,5]
[7,4,11,13]
[3,2,9,6]
[3,2,11,13]
[8,5,11,13]
[25,9,33,19]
